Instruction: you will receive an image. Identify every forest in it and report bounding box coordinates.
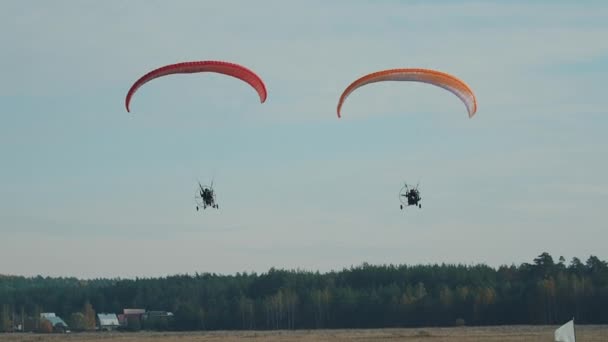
[1,252,607,331]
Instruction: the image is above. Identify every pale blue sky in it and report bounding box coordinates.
[1,1,607,278]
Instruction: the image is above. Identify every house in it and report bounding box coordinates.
[119,308,145,328]
[96,313,120,331]
[142,311,174,330]
[40,313,69,333]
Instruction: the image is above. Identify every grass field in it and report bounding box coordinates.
[2,326,607,342]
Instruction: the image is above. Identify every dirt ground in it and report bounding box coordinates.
[1,325,607,342]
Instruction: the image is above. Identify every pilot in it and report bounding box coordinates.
[407,190,417,204]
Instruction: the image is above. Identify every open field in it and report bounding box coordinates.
[2,326,607,342]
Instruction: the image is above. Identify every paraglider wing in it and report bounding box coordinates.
[337,68,477,118]
[125,60,267,112]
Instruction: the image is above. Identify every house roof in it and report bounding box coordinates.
[97,313,119,326]
[145,311,174,317]
[123,308,145,315]
[44,316,68,327]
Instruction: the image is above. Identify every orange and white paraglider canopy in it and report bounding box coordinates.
[337,68,477,118]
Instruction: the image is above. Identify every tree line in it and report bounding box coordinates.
[1,252,607,331]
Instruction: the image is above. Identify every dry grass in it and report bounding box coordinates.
[1,325,607,342]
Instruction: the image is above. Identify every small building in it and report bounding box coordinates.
[119,308,145,328]
[142,311,174,330]
[40,313,69,333]
[97,313,120,331]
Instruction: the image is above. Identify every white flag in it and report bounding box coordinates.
[555,319,576,342]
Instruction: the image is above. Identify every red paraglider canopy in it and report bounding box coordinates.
[125,60,267,112]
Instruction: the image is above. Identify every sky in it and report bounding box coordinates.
[1,1,607,278]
